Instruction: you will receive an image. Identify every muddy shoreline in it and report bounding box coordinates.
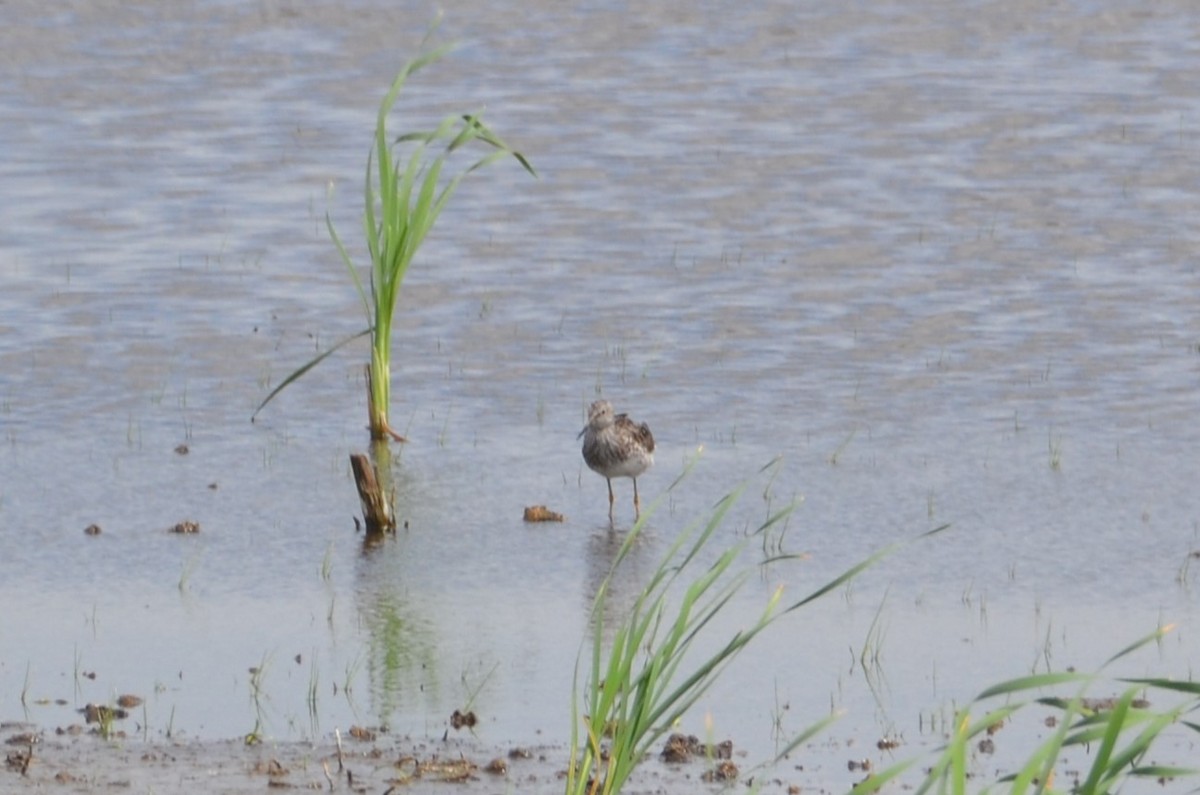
[2,723,827,794]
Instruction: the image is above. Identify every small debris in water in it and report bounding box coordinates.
[207,482,219,490]
[80,704,128,724]
[484,757,507,774]
[348,725,376,742]
[393,755,477,783]
[4,749,32,774]
[1081,696,1149,711]
[174,444,189,455]
[115,695,142,709]
[507,747,532,759]
[4,732,38,746]
[84,524,102,536]
[251,758,288,778]
[450,710,477,730]
[876,736,901,750]
[701,760,739,782]
[523,505,564,522]
[847,758,871,772]
[986,719,1005,735]
[169,521,200,534]
[978,737,995,754]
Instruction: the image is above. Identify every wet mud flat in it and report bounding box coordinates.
[2,725,810,795]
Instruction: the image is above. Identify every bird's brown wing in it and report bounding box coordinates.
[615,413,655,454]
[637,423,655,453]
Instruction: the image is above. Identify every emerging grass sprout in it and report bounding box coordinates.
[307,654,320,736]
[320,541,334,582]
[253,26,535,440]
[20,662,30,710]
[246,651,272,743]
[566,456,948,795]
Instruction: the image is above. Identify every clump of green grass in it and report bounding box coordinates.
[566,457,947,795]
[855,625,1200,795]
[254,24,535,440]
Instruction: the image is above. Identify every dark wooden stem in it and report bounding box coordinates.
[350,452,395,534]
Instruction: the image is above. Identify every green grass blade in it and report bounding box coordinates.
[1102,624,1175,667]
[325,207,370,320]
[1077,689,1134,794]
[1098,709,1182,783]
[974,671,1088,700]
[1129,764,1200,777]
[853,758,922,795]
[251,328,371,421]
[1119,677,1200,695]
[772,710,844,762]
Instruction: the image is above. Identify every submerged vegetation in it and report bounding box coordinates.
[254,28,534,439]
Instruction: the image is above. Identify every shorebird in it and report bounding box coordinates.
[579,399,655,521]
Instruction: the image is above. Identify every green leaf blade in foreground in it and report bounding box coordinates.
[568,459,943,795]
[974,671,1089,701]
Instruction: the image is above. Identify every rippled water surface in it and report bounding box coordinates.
[3,1,1200,788]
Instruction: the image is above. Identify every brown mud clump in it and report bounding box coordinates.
[450,710,477,730]
[523,505,564,522]
[660,733,733,764]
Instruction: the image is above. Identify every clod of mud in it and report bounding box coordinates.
[394,754,477,783]
[523,505,564,522]
[4,732,39,747]
[348,725,377,742]
[250,758,287,777]
[449,710,477,730]
[4,748,32,775]
[701,759,738,782]
[659,733,733,763]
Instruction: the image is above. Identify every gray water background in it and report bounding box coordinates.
[2,1,1199,787]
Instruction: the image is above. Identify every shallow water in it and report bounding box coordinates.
[3,0,1200,787]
